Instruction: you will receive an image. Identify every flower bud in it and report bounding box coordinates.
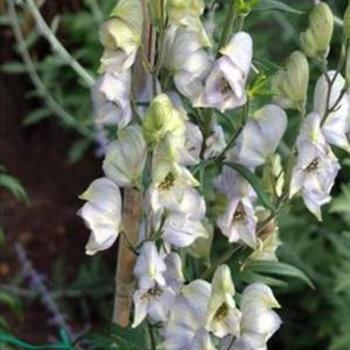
[344,4,350,39]
[143,94,186,146]
[272,50,309,111]
[300,3,334,59]
[101,0,142,53]
[103,125,147,188]
[167,0,205,22]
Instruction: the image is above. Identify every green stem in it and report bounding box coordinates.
[321,39,349,126]
[202,245,242,279]
[147,322,157,350]
[218,0,236,53]
[25,0,95,87]
[7,0,93,139]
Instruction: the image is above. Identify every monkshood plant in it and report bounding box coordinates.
[76,1,350,349]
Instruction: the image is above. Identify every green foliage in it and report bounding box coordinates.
[86,323,150,350]
[0,166,29,205]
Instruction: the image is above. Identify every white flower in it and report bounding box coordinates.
[149,160,200,214]
[163,26,212,104]
[215,166,256,201]
[238,283,282,342]
[132,242,175,328]
[132,286,175,328]
[203,124,227,159]
[164,252,185,291]
[229,332,267,350]
[290,113,340,220]
[99,0,143,73]
[233,105,288,168]
[217,196,257,248]
[163,280,215,350]
[143,94,186,146]
[314,71,350,152]
[207,265,241,338]
[91,71,132,128]
[103,125,147,187]
[78,178,122,255]
[162,212,209,248]
[179,122,203,166]
[198,32,253,112]
[134,241,167,290]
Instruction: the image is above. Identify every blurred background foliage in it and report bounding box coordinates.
[0,0,349,349]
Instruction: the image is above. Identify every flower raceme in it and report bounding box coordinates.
[76,1,349,349]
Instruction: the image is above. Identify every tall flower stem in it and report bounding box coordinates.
[112,188,143,326]
[112,0,153,326]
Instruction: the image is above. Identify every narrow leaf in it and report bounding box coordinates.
[247,260,315,288]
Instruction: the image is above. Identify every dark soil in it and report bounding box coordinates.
[1,1,102,342]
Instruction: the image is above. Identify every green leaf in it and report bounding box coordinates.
[253,0,304,14]
[87,323,150,350]
[0,174,30,205]
[246,260,315,288]
[241,270,289,288]
[0,62,27,74]
[224,162,275,210]
[22,108,51,126]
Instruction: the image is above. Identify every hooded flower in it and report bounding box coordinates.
[143,94,186,146]
[300,2,334,59]
[290,113,341,220]
[179,122,203,165]
[237,283,282,343]
[314,71,350,152]
[163,26,212,104]
[132,285,175,328]
[198,32,253,112]
[217,196,257,248]
[167,0,205,25]
[134,242,167,290]
[132,242,175,328]
[162,212,209,248]
[91,71,132,127]
[215,166,256,201]
[148,158,200,214]
[207,265,241,338]
[163,280,215,350]
[203,124,227,159]
[78,178,122,255]
[272,50,309,111]
[99,0,143,73]
[103,125,147,187]
[232,104,288,169]
[164,252,185,291]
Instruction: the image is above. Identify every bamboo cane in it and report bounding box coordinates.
[112,188,143,326]
[112,0,153,326]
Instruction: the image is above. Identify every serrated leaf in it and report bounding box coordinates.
[224,161,274,210]
[253,0,304,14]
[246,260,315,288]
[0,62,27,74]
[22,108,51,126]
[0,174,30,205]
